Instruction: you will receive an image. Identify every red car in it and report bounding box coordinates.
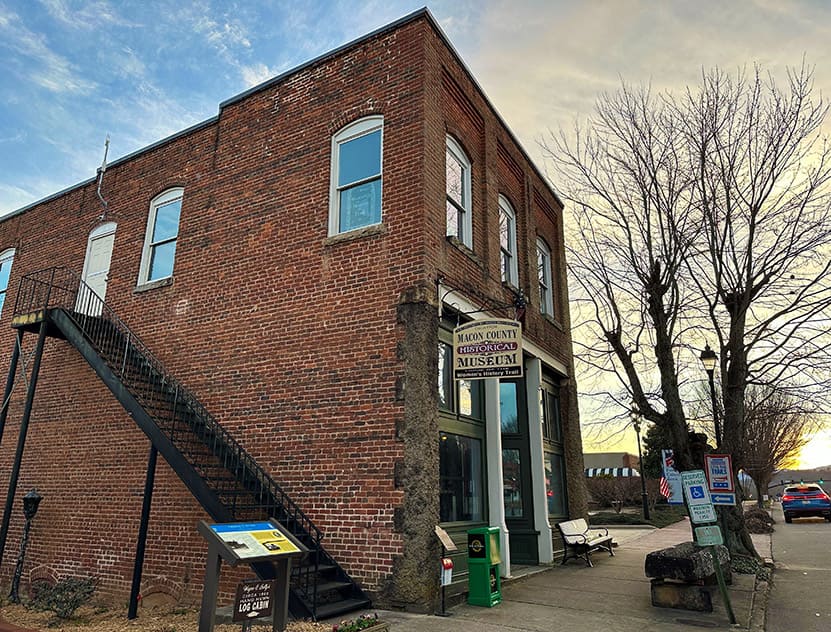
[781,484,831,523]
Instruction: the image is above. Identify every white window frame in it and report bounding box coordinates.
[499,195,519,287]
[0,248,15,317]
[328,116,384,236]
[138,187,183,286]
[537,237,555,317]
[445,135,472,248]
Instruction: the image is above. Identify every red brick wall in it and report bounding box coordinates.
[0,13,576,608]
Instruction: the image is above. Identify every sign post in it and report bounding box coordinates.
[681,470,735,625]
[434,525,457,617]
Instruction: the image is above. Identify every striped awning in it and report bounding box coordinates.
[585,467,641,477]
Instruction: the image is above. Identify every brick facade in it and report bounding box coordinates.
[0,10,586,613]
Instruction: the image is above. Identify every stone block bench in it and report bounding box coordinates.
[556,518,615,567]
[644,541,731,612]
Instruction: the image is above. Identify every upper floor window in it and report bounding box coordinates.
[537,237,554,317]
[0,248,15,316]
[446,136,472,248]
[499,195,518,286]
[139,188,183,284]
[329,116,383,235]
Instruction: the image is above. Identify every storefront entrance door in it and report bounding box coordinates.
[500,379,538,564]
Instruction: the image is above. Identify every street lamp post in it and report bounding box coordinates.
[630,402,650,520]
[699,343,720,449]
[10,489,42,603]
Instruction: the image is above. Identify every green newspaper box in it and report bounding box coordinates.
[467,526,502,607]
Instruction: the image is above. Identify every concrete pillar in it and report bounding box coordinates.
[525,357,554,563]
[485,378,511,577]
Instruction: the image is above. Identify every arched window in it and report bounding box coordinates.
[537,237,555,317]
[445,136,472,248]
[0,248,15,316]
[499,195,518,286]
[329,116,383,235]
[139,188,183,284]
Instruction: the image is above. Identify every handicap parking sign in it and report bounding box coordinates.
[690,485,705,499]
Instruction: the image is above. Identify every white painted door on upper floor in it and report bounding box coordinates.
[77,222,116,316]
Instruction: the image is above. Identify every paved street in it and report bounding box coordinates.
[767,503,831,632]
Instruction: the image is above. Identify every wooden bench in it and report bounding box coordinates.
[556,518,615,567]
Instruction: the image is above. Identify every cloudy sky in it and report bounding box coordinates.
[3,0,831,463]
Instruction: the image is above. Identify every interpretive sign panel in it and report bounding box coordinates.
[681,470,717,524]
[435,525,458,551]
[233,579,275,623]
[453,319,523,380]
[198,519,306,566]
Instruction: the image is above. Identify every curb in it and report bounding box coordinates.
[748,576,770,632]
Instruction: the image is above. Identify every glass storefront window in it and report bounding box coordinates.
[545,453,567,516]
[502,448,523,517]
[499,382,519,433]
[439,341,483,420]
[438,342,453,411]
[439,432,483,522]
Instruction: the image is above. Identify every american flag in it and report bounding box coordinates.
[659,476,671,499]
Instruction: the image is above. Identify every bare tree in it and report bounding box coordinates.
[543,63,831,558]
[738,387,817,507]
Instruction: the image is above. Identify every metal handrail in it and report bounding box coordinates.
[13,268,327,608]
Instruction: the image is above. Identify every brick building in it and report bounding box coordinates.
[0,9,587,619]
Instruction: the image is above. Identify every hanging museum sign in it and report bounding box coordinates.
[453,319,523,380]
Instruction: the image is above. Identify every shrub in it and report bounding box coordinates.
[29,576,98,620]
[332,613,381,631]
[744,506,775,534]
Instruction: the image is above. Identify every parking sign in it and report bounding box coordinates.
[681,470,717,524]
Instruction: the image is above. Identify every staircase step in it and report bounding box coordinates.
[308,598,371,621]
[311,580,353,594]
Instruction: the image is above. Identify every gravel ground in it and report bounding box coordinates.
[0,603,332,632]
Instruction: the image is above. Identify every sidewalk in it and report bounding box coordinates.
[360,518,769,631]
[0,519,770,632]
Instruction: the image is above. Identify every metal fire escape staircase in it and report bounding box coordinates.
[9,268,370,621]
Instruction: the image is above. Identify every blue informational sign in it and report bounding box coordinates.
[710,492,737,506]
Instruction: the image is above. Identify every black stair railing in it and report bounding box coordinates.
[11,267,367,618]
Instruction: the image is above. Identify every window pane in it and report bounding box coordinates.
[152,199,181,243]
[0,258,11,291]
[501,250,511,282]
[458,379,483,419]
[545,453,567,515]
[440,433,483,522]
[503,448,523,517]
[338,129,381,187]
[499,381,519,433]
[339,178,381,231]
[446,200,460,238]
[438,342,453,411]
[149,240,177,280]
[0,292,5,316]
[548,392,562,442]
[446,150,463,204]
[499,210,510,249]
